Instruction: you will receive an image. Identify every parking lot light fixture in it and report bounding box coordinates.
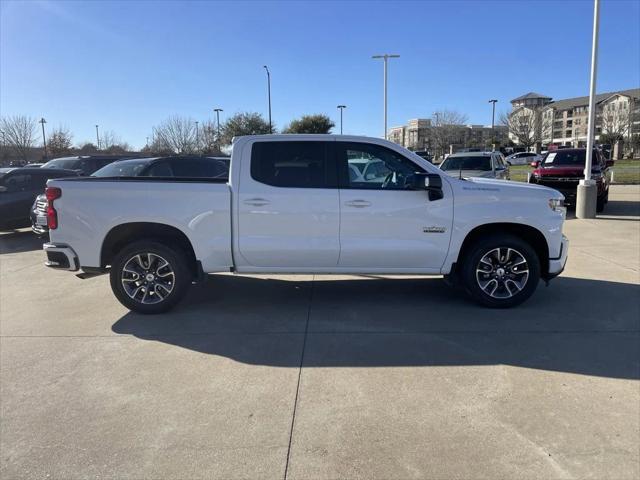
[95,124,100,150]
[372,54,400,139]
[489,99,498,149]
[39,118,47,159]
[263,66,272,134]
[337,105,346,134]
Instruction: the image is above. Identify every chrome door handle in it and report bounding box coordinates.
[244,198,270,207]
[344,200,372,208]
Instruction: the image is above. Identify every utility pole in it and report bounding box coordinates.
[489,99,498,150]
[577,0,600,219]
[263,66,272,133]
[39,118,47,159]
[337,105,346,134]
[372,54,400,139]
[95,124,100,150]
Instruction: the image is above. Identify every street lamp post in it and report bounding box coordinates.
[214,108,223,140]
[95,124,100,150]
[337,105,346,134]
[489,99,498,150]
[39,118,47,159]
[263,66,272,133]
[195,121,200,151]
[576,0,600,219]
[372,54,400,139]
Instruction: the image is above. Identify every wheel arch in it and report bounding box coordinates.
[456,222,549,278]
[101,222,198,276]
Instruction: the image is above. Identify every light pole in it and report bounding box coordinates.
[372,54,400,139]
[214,108,223,140]
[195,121,200,150]
[146,136,149,148]
[263,65,272,133]
[576,0,600,219]
[39,118,47,159]
[489,99,498,150]
[95,124,100,150]
[337,105,346,134]
[433,111,440,160]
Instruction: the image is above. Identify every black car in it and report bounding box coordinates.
[31,156,229,236]
[0,167,79,230]
[41,155,136,176]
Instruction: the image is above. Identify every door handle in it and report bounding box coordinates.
[344,199,372,208]
[244,198,270,207]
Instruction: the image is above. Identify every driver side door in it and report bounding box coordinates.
[336,142,453,270]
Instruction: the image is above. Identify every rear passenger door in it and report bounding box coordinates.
[237,140,340,268]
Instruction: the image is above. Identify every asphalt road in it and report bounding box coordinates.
[1,185,639,479]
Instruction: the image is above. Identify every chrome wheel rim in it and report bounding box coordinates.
[121,253,175,304]
[475,247,529,299]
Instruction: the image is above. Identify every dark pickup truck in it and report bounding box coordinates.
[529,148,613,212]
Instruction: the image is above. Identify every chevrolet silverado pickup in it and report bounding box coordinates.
[43,135,569,313]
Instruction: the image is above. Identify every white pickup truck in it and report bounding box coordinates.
[43,135,568,313]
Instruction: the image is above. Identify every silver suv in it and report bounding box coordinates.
[439,151,510,180]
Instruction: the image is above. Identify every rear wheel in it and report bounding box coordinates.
[110,240,191,314]
[461,234,540,308]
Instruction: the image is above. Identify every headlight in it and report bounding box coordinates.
[549,198,566,213]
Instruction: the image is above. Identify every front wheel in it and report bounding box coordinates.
[110,240,191,314]
[460,234,540,308]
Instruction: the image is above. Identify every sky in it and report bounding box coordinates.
[1,0,639,149]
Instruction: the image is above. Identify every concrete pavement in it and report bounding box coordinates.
[1,185,638,479]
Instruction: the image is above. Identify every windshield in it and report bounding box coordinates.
[42,158,80,169]
[441,156,492,171]
[92,159,150,177]
[542,150,588,166]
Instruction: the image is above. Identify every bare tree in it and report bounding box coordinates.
[500,107,550,151]
[0,115,37,161]
[48,126,74,157]
[152,116,198,154]
[198,120,223,154]
[430,110,468,159]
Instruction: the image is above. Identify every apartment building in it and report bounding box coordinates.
[509,88,640,155]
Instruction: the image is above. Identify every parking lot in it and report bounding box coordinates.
[0,185,638,479]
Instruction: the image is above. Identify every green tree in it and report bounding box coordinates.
[220,112,272,145]
[282,114,334,134]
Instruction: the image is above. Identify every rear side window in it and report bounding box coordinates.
[251,141,334,188]
[168,158,228,178]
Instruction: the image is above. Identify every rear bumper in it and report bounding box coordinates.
[43,243,79,271]
[547,235,569,279]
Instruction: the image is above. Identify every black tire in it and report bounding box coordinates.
[460,234,540,308]
[109,240,191,314]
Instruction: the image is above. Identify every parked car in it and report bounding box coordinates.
[439,151,510,180]
[41,155,134,176]
[505,151,542,166]
[529,148,612,212]
[32,156,229,236]
[0,167,78,230]
[43,135,567,313]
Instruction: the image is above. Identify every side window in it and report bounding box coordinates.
[3,174,32,192]
[168,158,227,178]
[337,142,425,190]
[147,161,173,177]
[251,141,333,188]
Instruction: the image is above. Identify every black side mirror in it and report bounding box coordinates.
[413,173,444,201]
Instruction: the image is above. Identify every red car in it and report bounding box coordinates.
[529,148,613,212]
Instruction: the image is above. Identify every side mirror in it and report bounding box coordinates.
[0,186,7,193]
[606,159,615,168]
[413,173,444,201]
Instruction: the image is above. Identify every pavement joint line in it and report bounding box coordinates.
[283,275,314,480]
[572,247,640,272]
[1,329,639,338]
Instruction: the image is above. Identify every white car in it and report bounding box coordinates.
[43,135,568,313]
[506,151,543,166]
